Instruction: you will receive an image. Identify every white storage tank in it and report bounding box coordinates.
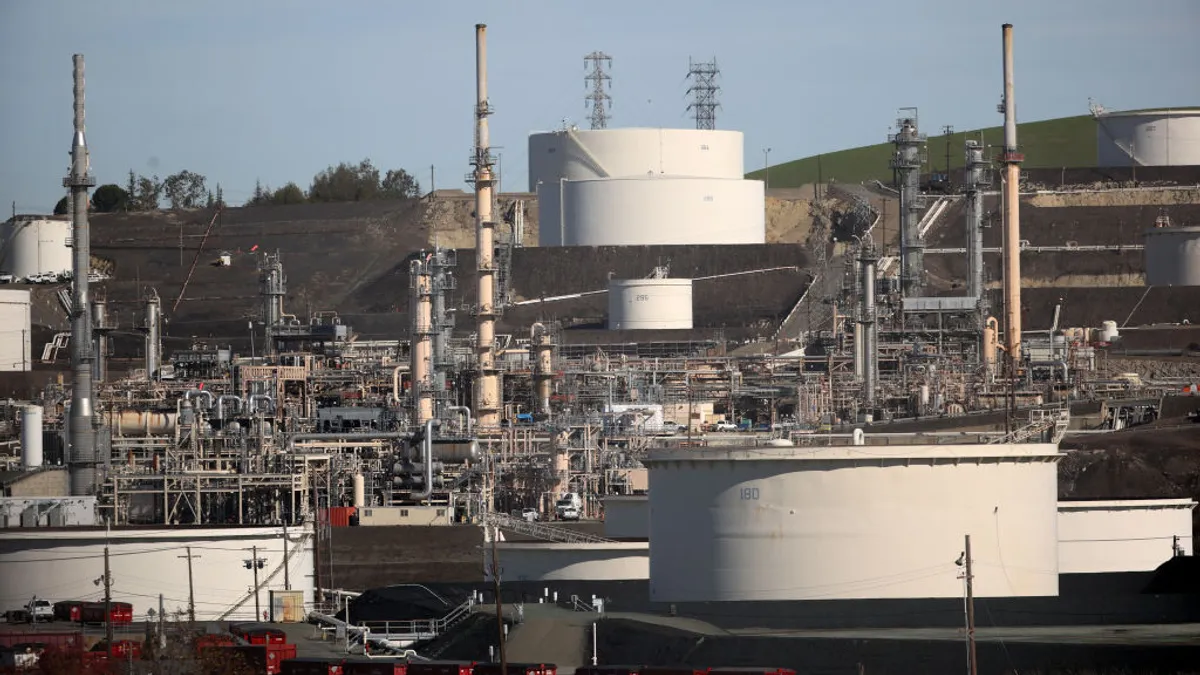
[0,289,32,372]
[1144,225,1200,286]
[543,177,765,247]
[1099,320,1120,343]
[1,216,72,280]
[1095,108,1200,167]
[20,405,43,469]
[1058,499,1195,574]
[609,278,693,330]
[646,442,1062,602]
[528,128,745,188]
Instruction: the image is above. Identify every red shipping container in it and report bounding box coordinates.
[229,644,295,675]
[0,631,85,651]
[710,670,795,675]
[342,657,407,675]
[406,662,476,675]
[640,669,709,675]
[245,627,289,645]
[282,657,347,675]
[575,668,642,675]
[195,633,237,655]
[474,664,557,675]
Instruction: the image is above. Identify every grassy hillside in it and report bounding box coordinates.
[751,114,1097,188]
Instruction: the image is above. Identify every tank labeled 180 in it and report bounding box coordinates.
[740,486,760,500]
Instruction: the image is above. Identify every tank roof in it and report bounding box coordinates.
[645,441,1062,464]
[1095,107,1200,118]
[7,214,70,223]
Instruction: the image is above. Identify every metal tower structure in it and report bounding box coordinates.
[963,139,992,303]
[889,110,927,297]
[686,57,720,130]
[583,51,612,130]
[472,24,501,429]
[258,252,286,355]
[65,54,97,496]
[410,255,435,425]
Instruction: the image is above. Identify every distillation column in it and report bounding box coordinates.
[964,140,990,302]
[472,24,500,428]
[531,323,554,416]
[1000,24,1024,370]
[259,252,286,355]
[144,291,161,380]
[858,247,879,410]
[430,248,455,396]
[64,54,96,496]
[410,257,434,424]
[891,117,926,297]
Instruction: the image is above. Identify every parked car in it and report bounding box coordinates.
[26,599,53,623]
[0,273,13,284]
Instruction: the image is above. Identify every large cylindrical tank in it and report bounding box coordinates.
[1095,109,1200,167]
[1144,225,1200,287]
[0,289,32,372]
[528,128,745,189]
[1,216,73,280]
[21,405,43,469]
[540,177,765,247]
[1099,320,1120,343]
[608,279,693,330]
[104,411,178,435]
[646,443,1062,602]
[352,474,366,509]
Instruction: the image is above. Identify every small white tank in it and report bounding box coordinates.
[352,473,366,509]
[1099,320,1120,342]
[21,405,43,468]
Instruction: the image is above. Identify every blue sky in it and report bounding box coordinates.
[1,0,1197,213]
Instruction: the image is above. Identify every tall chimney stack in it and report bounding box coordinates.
[1000,24,1024,372]
[64,54,97,495]
[473,24,500,428]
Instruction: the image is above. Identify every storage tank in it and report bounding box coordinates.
[1144,225,1200,286]
[1095,108,1200,167]
[1099,320,1120,343]
[0,289,32,371]
[20,405,43,469]
[646,442,1062,602]
[544,177,765,247]
[609,278,693,330]
[1,216,73,279]
[528,128,745,188]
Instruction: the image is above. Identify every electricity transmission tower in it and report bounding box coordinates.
[584,51,613,129]
[686,57,720,130]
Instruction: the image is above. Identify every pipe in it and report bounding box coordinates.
[217,395,243,420]
[1001,23,1024,371]
[411,419,440,501]
[21,405,44,469]
[391,366,407,404]
[184,389,214,410]
[145,291,161,381]
[247,394,276,415]
[66,54,96,496]
[287,431,415,453]
[446,405,473,436]
[473,23,500,428]
[104,410,178,435]
[91,299,107,383]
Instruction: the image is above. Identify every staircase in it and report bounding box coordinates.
[483,511,615,544]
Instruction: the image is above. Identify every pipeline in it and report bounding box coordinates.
[286,431,415,453]
[445,405,473,437]
[217,395,243,420]
[184,389,214,410]
[411,420,439,501]
[247,394,276,415]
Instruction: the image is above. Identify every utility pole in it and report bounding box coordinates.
[158,594,165,651]
[430,165,436,194]
[103,521,113,659]
[964,534,978,675]
[177,546,199,624]
[489,523,508,671]
[282,522,291,591]
[245,545,265,621]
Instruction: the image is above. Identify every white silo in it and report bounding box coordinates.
[21,405,43,469]
[353,473,366,509]
[529,128,765,246]
[1094,108,1200,167]
[1,216,73,279]
[608,268,693,330]
[0,289,32,371]
[646,442,1062,602]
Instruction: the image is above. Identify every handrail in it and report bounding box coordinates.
[483,511,616,544]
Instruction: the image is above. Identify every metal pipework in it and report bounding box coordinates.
[531,323,554,415]
[473,23,500,428]
[964,141,988,301]
[217,395,243,420]
[1000,23,1024,371]
[145,290,161,381]
[891,115,925,297]
[246,394,276,415]
[65,54,97,496]
[286,431,415,453]
[184,389,214,410]
[446,405,474,437]
[91,299,107,383]
[858,248,878,409]
[411,419,440,501]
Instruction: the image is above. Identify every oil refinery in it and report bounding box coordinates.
[1,18,1199,675]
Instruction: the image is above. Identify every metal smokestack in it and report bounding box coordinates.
[1000,24,1024,371]
[473,24,500,428]
[64,54,97,496]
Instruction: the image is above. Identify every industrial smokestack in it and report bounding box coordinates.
[473,24,500,428]
[1000,24,1024,371]
[64,54,97,496]
[411,257,434,424]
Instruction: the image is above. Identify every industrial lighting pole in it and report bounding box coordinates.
[489,523,508,672]
[102,521,113,659]
[282,522,291,591]
[763,148,772,189]
[962,534,978,675]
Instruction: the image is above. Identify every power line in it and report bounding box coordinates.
[686,57,720,130]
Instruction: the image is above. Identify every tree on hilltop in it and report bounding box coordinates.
[308,159,420,203]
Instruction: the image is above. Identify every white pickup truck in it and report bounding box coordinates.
[555,492,582,521]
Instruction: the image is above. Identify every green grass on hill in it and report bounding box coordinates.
[750,114,1098,188]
